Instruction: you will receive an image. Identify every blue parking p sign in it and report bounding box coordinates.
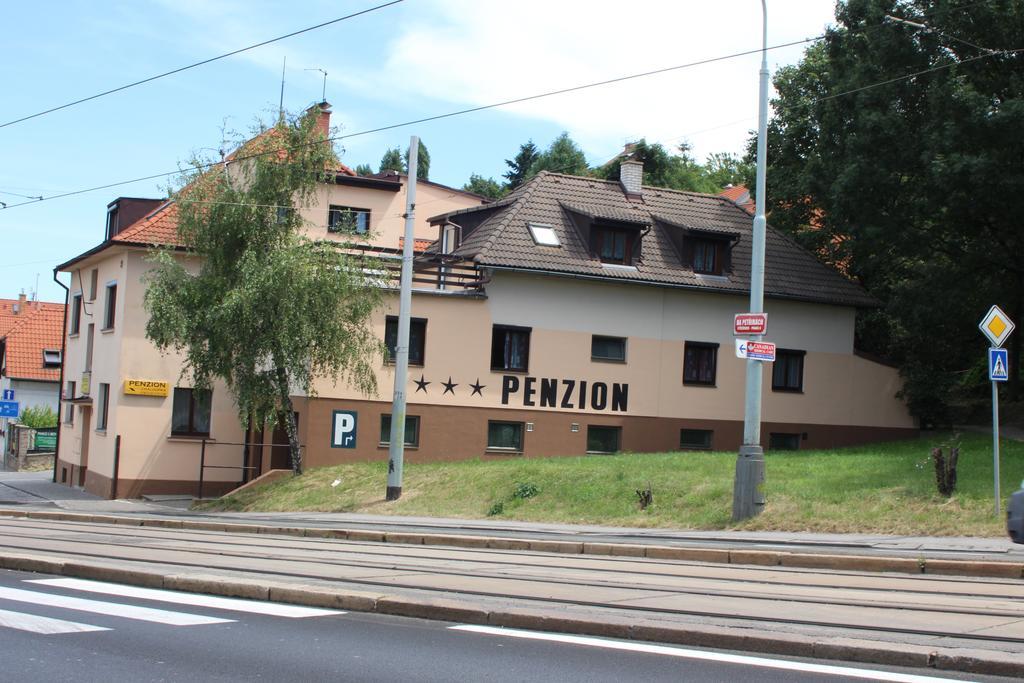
[989,348,1009,382]
[331,410,358,448]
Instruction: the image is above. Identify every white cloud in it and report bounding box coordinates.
[154,0,836,161]
[375,0,836,160]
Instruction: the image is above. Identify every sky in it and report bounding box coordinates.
[0,0,838,303]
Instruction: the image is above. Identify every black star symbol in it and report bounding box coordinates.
[414,374,430,393]
[470,379,486,396]
[442,376,458,395]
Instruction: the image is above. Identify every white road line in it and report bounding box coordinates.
[0,608,110,634]
[450,625,969,683]
[0,587,231,626]
[29,578,344,619]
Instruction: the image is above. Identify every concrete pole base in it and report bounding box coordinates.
[732,444,766,522]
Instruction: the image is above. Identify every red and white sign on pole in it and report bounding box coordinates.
[734,313,768,336]
[735,339,776,362]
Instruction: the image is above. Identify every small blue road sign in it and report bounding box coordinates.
[331,410,358,448]
[990,348,1009,382]
[0,401,19,418]
[2,389,13,401]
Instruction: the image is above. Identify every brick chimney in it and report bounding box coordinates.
[13,292,26,315]
[620,159,643,198]
[307,101,332,138]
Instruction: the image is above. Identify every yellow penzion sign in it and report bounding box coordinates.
[123,380,170,397]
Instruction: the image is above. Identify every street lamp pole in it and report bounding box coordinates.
[385,135,419,502]
[732,0,770,521]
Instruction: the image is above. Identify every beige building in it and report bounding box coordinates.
[301,162,914,467]
[54,104,488,497]
[54,118,914,499]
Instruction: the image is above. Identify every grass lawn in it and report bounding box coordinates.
[197,431,1024,537]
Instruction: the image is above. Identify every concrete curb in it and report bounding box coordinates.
[0,550,1020,678]
[1,508,1021,579]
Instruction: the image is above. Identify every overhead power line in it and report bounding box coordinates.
[1,41,1018,212]
[0,0,405,130]
[0,189,44,200]
[0,36,820,211]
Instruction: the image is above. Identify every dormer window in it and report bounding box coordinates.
[681,234,733,276]
[652,214,737,278]
[593,226,633,265]
[692,238,723,275]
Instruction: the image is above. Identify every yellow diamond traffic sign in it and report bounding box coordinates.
[979,305,1015,348]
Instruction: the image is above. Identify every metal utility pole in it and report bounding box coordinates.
[732,0,770,522]
[385,135,418,501]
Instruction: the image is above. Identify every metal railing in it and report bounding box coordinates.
[197,439,303,500]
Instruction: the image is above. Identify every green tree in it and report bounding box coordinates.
[145,111,383,474]
[703,152,754,190]
[462,174,504,199]
[403,140,430,181]
[19,405,57,429]
[592,139,719,193]
[503,140,540,189]
[378,141,430,180]
[378,147,403,173]
[761,0,1024,422]
[353,163,374,177]
[530,132,590,176]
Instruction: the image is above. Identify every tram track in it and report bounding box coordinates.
[2,517,1021,599]
[0,517,1021,647]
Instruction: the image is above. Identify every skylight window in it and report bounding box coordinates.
[42,349,62,367]
[527,222,560,247]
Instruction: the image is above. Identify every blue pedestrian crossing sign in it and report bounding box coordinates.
[989,348,1009,382]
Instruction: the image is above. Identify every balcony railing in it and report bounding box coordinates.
[336,244,489,294]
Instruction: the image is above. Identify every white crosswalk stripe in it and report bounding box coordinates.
[0,578,346,636]
[0,586,232,626]
[29,578,345,618]
[0,607,110,634]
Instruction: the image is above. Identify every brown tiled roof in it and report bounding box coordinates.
[431,172,875,308]
[1,302,64,382]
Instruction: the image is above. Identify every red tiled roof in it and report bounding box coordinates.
[398,237,435,252]
[114,201,182,247]
[0,299,63,337]
[1,302,65,382]
[225,119,355,176]
[0,301,21,338]
[719,185,754,214]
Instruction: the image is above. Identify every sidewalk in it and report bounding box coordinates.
[1,468,1020,570]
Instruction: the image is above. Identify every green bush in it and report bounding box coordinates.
[512,482,540,500]
[19,405,58,429]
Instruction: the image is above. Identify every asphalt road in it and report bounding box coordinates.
[0,569,994,683]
